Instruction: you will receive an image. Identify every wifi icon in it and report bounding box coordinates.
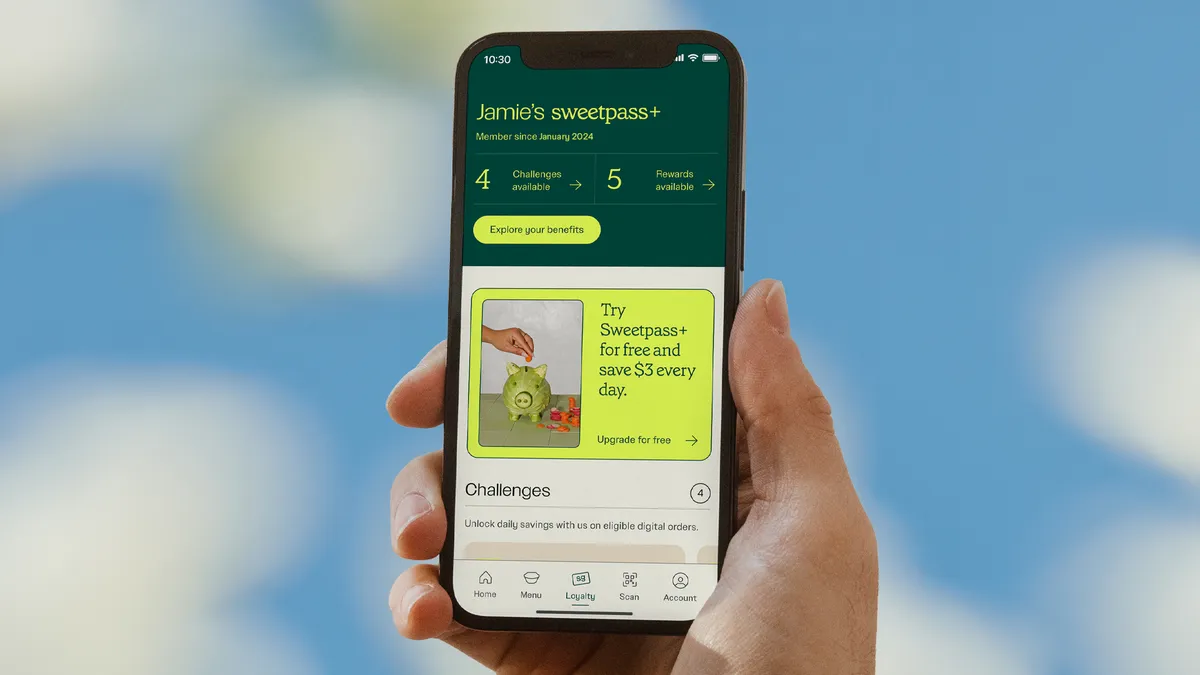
[687,54,699,62]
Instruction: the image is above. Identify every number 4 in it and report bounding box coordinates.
[475,168,490,190]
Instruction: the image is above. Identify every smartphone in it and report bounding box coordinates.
[441,30,745,634]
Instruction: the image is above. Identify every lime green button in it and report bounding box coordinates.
[473,215,600,245]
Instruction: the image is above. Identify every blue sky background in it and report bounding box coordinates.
[718,0,1200,585]
[2,2,1199,674]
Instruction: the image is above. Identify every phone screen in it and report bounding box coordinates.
[451,42,735,623]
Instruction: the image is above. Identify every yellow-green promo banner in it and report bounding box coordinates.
[469,288,715,460]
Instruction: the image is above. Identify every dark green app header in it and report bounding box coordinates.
[461,45,731,267]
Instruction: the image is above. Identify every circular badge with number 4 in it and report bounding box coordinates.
[689,483,711,504]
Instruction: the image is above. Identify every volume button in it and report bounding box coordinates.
[739,189,746,271]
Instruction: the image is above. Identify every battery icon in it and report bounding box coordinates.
[702,53,720,62]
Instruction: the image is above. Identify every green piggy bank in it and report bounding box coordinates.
[502,362,552,423]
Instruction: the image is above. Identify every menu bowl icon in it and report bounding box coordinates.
[523,571,541,584]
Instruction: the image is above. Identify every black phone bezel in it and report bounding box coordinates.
[440,30,745,635]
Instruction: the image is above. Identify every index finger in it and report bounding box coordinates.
[387,341,447,428]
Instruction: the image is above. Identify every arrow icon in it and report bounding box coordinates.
[686,435,698,446]
[703,179,715,190]
[571,179,582,190]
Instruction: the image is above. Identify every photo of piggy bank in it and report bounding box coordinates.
[502,362,552,423]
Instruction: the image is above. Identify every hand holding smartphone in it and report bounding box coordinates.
[387,31,877,673]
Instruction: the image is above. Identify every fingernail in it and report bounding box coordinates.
[398,583,435,618]
[417,343,443,366]
[394,492,433,536]
[397,358,431,387]
[765,281,790,334]
[397,345,442,387]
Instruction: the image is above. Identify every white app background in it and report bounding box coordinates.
[454,266,725,621]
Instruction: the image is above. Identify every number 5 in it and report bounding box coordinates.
[606,168,622,190]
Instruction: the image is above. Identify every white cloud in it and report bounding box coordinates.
[1046,518,1200,675]
[0,0,273,195]
[1031,242,1200,672]
[1,0,686,287]
[790,334,870,484]
[183,84,445,285]
[876,572,1040,675]
[0,366,324,675]
[1034,243,1200,483]
[320,0,685,83]
[0,0,446,288]
[871,513,1041,675]
[417,642,493,675]
[188,616,322,675]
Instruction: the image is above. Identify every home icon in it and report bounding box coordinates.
[479,571,493,584]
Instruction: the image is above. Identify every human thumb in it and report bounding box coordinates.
[728,279,851,496]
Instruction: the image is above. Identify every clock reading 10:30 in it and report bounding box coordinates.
[482,54,512,65]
